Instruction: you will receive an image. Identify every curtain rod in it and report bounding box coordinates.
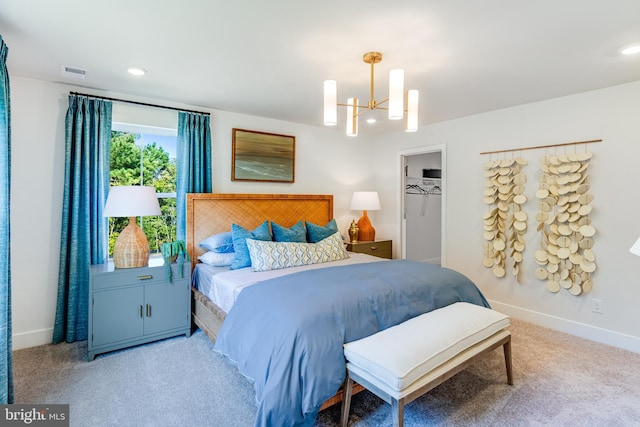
[69,91,210,116]
[479,139,602,156]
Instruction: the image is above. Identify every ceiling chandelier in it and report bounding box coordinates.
[323,51,419,136]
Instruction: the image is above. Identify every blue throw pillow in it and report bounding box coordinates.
[306,219,338,243]
[199,231,234,253]
[271,221,307,242]
[231,221,272,269]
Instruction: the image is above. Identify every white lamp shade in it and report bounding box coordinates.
[406,89,419,132]
[388,69,404,120]
[103,186,162,218]
[350,191,381,211]
[323,80,337,126]
[630,236,640,256]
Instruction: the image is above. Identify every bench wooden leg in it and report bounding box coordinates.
[503,336,514,385]
[341,374,354,427]
[391,397,404,427]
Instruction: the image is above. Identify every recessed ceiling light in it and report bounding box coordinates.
[621,45,640,55]
[127,67,147,76]
[366,118,376,124]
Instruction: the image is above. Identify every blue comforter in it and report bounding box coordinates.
[214,260,489,427]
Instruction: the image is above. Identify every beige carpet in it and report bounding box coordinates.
[320,319,640,426]
[12,319,640,426]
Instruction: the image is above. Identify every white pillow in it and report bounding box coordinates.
[246,231,349,272]
[198,251,235,267]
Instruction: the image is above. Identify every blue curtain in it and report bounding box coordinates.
[0,35,13,405]
[176,112,212,241]
[53,95,112,344]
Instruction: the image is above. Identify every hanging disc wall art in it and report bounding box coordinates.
[482,156,528,281]
[534,150,595,295]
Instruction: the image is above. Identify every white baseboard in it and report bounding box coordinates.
[12,328,53,350]
[488,300,640,354]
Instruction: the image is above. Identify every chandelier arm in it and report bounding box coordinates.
[375,106,411,112]
[337,99,407,112]
[337,98,389,109]
[337,102,368,109]
[370,99,414,112]
[340,106,409,113]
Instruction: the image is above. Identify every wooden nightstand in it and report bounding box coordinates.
[346,240,392,259]
[88,259,191,360]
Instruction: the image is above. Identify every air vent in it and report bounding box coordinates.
[60,65,87,80]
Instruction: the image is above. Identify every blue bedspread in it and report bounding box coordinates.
[213,260,489,427]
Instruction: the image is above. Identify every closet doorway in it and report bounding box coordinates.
[398,145,445,265]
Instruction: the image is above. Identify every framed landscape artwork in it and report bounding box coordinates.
[232,128,296,182]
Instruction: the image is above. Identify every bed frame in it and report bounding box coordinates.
[185,193,360,410]
[186,193,334,341]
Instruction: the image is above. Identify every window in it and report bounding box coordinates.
[108,129,177,257]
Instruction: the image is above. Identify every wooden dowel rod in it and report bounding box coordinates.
[480,139,602,156]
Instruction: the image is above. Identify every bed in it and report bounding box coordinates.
[186,193,337,341]
[185,193,490,427]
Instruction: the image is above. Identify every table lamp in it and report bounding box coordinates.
[103,186,162,268]
[350,191,381,241]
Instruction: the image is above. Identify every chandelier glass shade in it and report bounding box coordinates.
[323,52,419,136]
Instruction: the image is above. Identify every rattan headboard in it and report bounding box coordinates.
[186,193,334,271]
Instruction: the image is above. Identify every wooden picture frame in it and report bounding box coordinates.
[231,128,295,182]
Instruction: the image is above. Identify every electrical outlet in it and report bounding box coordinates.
[592,299,604,314]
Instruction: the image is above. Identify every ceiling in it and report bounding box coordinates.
[1,0,639,135]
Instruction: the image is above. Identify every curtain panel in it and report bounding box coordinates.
[176,112,212,241]
[0,34,13,405]
[53,95,112,344]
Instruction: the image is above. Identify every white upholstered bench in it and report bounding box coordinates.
[341,302,513,427]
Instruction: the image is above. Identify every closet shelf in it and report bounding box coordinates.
[407,176,440,182]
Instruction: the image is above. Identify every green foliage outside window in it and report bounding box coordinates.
[108,131,177,256]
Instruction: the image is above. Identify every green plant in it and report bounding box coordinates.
[160,240,190,282]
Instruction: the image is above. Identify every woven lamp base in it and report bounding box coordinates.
[356,210,376,241]
[113,217,150,268]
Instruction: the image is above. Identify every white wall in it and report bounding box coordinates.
[11,75,640,353]
[372,80,640,353]
[10,78,67,349]
[9,76,373,349]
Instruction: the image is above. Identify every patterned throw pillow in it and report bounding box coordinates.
[246,231,349,272]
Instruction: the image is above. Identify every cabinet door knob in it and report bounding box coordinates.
[139,305,143,318]
[370,246,378,250]
[146,304,151,317]
[137,275,153,280]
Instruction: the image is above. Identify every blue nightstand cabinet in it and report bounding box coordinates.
[88,261,191,361]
